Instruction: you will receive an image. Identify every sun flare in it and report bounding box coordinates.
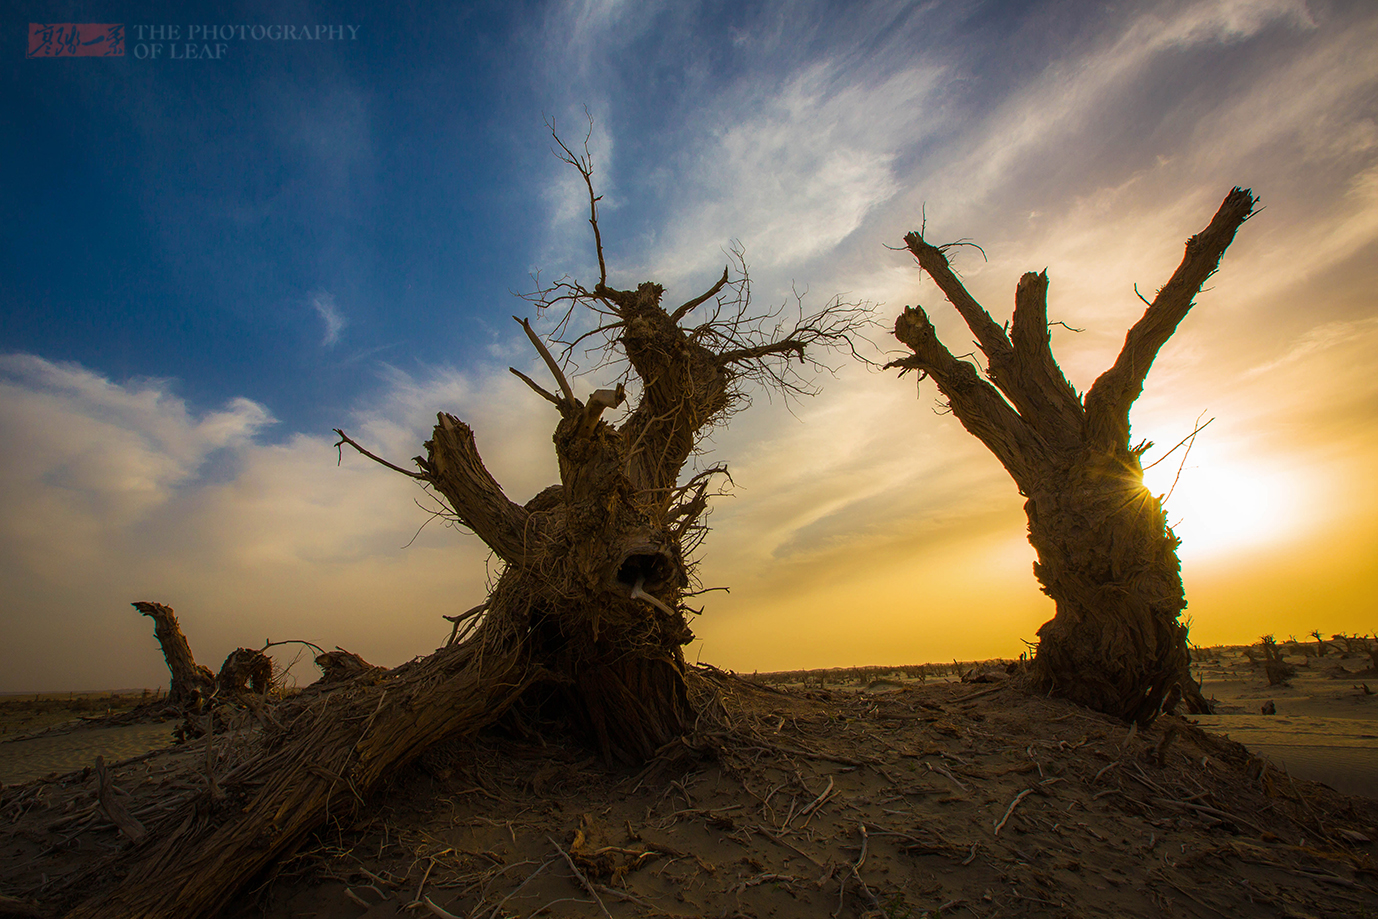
[1142,454,1304,561]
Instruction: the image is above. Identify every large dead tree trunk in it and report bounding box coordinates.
[133,601,214,708]
[334,133,864,764]
[68,129,867,918]
[889,188,1255,724]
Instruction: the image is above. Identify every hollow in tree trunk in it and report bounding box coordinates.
[889,188,1255,723]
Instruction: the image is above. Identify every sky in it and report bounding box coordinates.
[2,0,1376,691]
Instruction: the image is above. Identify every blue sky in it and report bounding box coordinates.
[3,0,1378,691]
[5,1,553,433]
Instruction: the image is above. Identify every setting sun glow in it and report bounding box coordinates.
[1144,455,1304,562]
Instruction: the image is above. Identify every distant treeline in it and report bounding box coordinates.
[749,661,1013,686]
[0,688,162,711]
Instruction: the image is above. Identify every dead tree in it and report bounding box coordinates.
[215,648,274,697]
[65,131,868,919]
[1309,629,1329,658]
[1258,635,1297,686]
[133,601,214,708]
[889,188,1255,724]
[334,129,867,763]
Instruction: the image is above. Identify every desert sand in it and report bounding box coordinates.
[1,647,1375,918]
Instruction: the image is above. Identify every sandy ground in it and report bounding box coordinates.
[1,652,1375,918]
[1192,653,1377,798]
[0,723,174,786]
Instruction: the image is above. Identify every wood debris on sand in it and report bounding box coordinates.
[3,667,1376,919]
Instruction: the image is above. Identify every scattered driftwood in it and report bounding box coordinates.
[64,639,533,918]
[8,666,1378,918]
[889,188,1255,723]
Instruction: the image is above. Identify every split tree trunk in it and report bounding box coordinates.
[890,188,1255,723]
[133,601,214,708]
[216,648,274,697]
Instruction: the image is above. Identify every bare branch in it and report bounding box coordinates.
[558,319,627,362]
[443,601,488,647]
[509,367,562,407]
[414,413,535,567]
[1160,414,1215,509]
[1084,188,1255,449]
[515,316,576,408]
[261,638,328,657]
[670,266,730,325]
[903,231,1013,366]
[1008,270,1083,442]
[334,429,427,479]
[1142,416,1214,471]
[548,113,608,289]
[716,338,805,366]
[891,305,1040,488]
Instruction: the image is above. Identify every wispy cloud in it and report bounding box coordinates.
[649,61,943,281]
[311,291,347,347]
[6,0,1378,690]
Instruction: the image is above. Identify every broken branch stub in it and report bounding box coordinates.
[216,648,274,698]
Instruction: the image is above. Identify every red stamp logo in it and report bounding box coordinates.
[27,24,125,57]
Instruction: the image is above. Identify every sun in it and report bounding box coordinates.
[1142,451,1304,562]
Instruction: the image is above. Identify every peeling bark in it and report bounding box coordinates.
[891,188,1255,723]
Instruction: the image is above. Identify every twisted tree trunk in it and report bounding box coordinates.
[133,601,214,708]
[891,188,1255,723]
[68,132,867,918]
